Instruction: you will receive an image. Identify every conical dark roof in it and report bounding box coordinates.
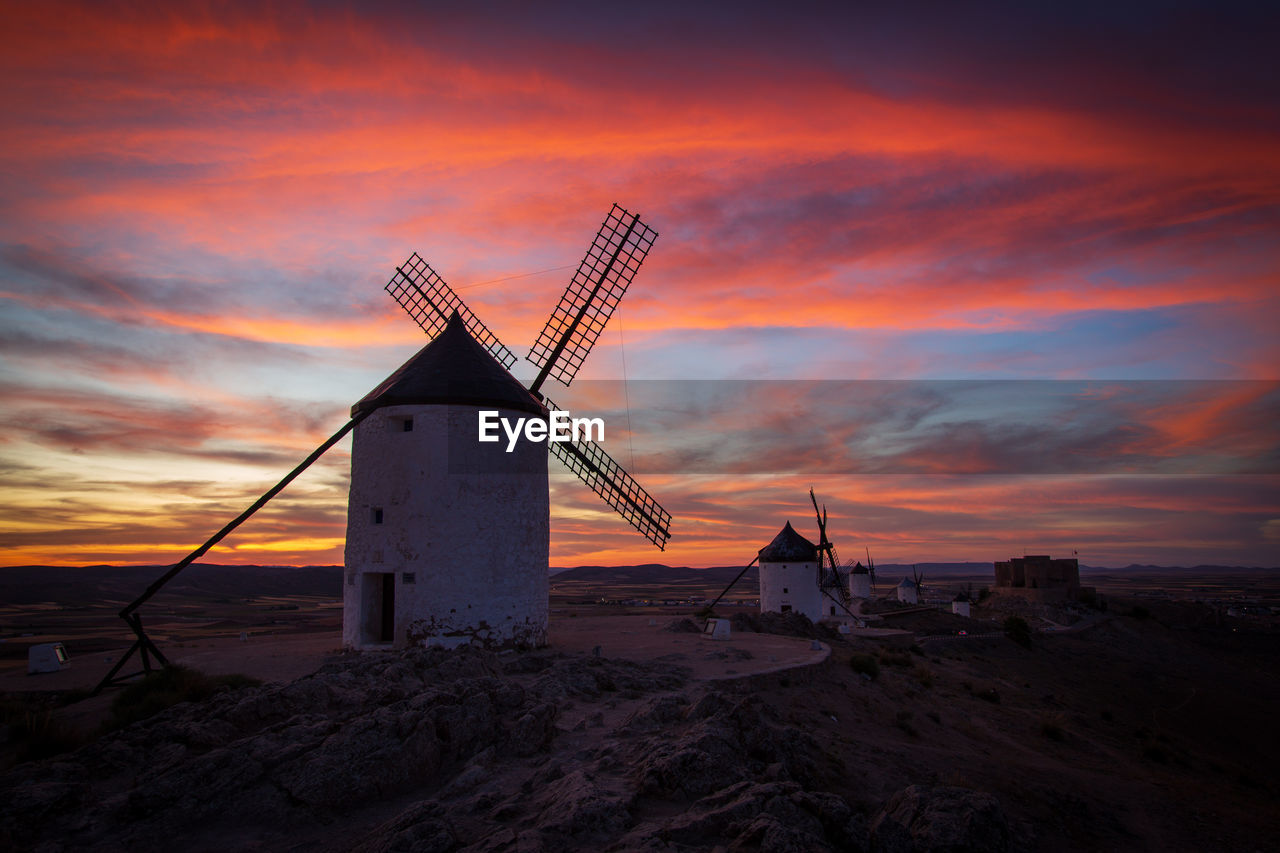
[353,312,545,417]
[851,561,869,575]
[758,521,818,562]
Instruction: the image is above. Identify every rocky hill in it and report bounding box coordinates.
[3,603,1278,851]
[2,647,887,852]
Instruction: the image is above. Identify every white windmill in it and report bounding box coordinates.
[95,205,672,690]
[704,488,862,626]
[345,204,671,649]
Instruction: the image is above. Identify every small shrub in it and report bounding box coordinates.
[1003,616,1033,648]
[107,665,261,731]
[926,710,941,724]
[849,653,880,680]
[913,665,934,688]
[895,710,918,737]
[977,686,1001,704]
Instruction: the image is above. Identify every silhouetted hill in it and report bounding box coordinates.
[552,562,1278,583]
[1098,563,1278,573]
[0,564,342,606]
[552,565,758,585]
[4,562,1273,608]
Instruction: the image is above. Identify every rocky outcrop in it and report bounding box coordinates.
[0,646,1012,852]
[0,648,557,850]
[870,785,1011,853]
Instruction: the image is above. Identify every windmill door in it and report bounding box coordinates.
[362,572,397,644]
[380,573,396,642]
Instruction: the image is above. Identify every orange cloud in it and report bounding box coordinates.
[3,4,1277,569]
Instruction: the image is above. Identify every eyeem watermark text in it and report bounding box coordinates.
[478,410,604,452]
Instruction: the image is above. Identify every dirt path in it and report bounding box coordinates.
[4,615,827,696]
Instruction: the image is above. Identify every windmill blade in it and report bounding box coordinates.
[527,204,658,393]
[544,396,671,549]
[809,487,838,570]
[385,252,517,369]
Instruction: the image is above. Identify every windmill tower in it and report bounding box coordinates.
[345,204,671,650]
[848,560,871,599]
[896,577,919,604]
[342,314,550,649]
[757,521,821,620]
[94,206,672,691]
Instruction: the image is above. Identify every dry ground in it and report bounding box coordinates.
[2,566,1277,850]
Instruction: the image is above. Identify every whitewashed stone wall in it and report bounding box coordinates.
[758,560,821,622]
[849,572,871,599]
[343,403,549,650]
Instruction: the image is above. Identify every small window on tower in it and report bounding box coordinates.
[781,605,792,613]
[831,606,837,615]
[402,572,415,584]
[372,507,384,524]
[783,587,789,594]
[346,573,354,586]
[402,418,413,432]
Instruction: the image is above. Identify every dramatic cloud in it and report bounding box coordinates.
[1,2,1276,567]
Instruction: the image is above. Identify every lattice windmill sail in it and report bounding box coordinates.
[542,395,671,549]
[387,253,518,370]
[526,206,657,391]
[384,203,671,549]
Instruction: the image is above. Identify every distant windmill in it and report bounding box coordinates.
[96,205,671,691]
[705,488,862,624]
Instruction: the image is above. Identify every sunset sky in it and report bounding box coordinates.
[1,1,1277,569]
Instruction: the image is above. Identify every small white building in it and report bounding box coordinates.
[951,592,971,617]
[28,642,68,674]
[848,561,871,599]
[895,577,918,604]
[702,618,731,640]
[758,521,822,622]
[343,314,549,651]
